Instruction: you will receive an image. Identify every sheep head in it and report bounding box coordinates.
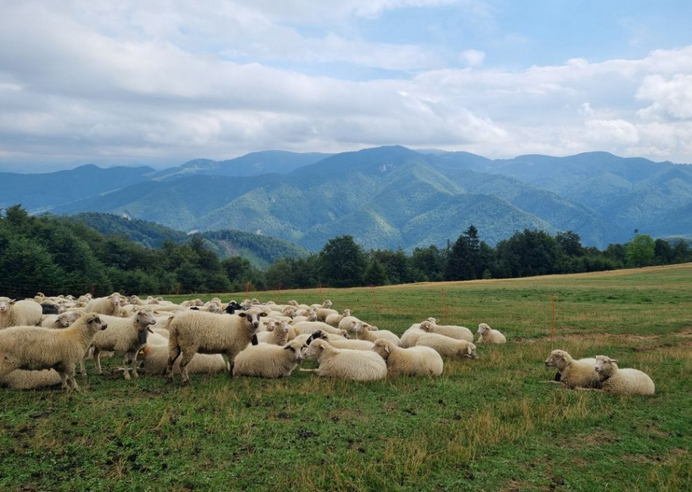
[303,339,329,360]
[477,323,491,335]
[463,343,478,359]
[238,309,267,331]
[372,339,393,360]
[420,321,434,332]
[545,350,572,370]
[84,314,108,333]
[594,355,618,377]
[0,297,15,312]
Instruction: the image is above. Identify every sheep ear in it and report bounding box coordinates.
[259,312,267,317]
[238,312,247,318]
[10,299,16,304]
[384,345,390,354]
[284,345,295,351]
[609,358,618,363]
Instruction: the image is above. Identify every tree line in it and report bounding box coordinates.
[1,205,690,298]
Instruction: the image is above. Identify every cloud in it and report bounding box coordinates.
[460,49,485,67]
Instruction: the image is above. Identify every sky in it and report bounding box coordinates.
[1,0,692,173]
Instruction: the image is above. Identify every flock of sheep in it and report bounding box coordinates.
[0,292,654,395]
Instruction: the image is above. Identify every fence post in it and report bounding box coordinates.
[550,293,556,340]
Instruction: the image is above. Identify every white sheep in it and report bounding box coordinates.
[0,369,62,390]
[415,333,477,358]
[138,344,228,376]
[290,321,349,338]
[232,338,306,379]
[89,310,157,380]
[372,339,443,377]
[303,329,374,350]
[544,350,600,389]
[325,309,351,327]
[256,320,291,346]
[85,292,123,316]
[352,322,401,346]
[0,313,108,390]
[166,308,267,383]
[594,356,655,395]
[420,320,474,342]
[399,321,428,348]
[302,339,387,381]
[0,297,43,329]
[41,311,84,329]
[476,323,507,344]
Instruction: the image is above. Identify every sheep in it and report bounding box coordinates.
[372,339,443,377]
[476,323,507,344]
[419,320,474,343]
[290,321,349,338]
[41,311,84,329]
[0,313,108,390]
[325,309,351,327]
[338,315,365,332]
[315,307,339,322]
[89,310,157,380]
[138,344,227,376]
[544,350,600,389]
[302,338,387,381]
[0,297,43,329]
[232,338,306,379]
[352,322,401,346]
[415,333,477,358]
[594,356,655,395]
[85,292,123,316]
[256,320,291,346]
[0,369,62,390]
[165,308,267,383]
[399,321,428,348]
[302,329,374,350]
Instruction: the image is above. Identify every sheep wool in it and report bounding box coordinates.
[372,339,443,377]
[419,320,474,343]
[0,297,43,329]
[232,339,305,379]
[595,356,655,395]
[544,350,600,389]
[476,323,507,344]
[302,339,387,381]
[415,333,477,358]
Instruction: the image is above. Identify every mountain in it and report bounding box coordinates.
[68,213,309,268]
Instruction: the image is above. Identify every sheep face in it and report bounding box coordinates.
[594,356,617,377]
[545,350,569,370]
[59,312,82,328]
[302,339,328,360]
[238,309,267,331]
[372,340,392,360]
[463,344,478,359]
[284,341,304,364]
[420,321,434,332]
[477,323,490,335]
[279,321,290,334]
[0,297,16,312]
[85,314,108,333]
[136,310,157,329]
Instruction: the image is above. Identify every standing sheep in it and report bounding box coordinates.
[0,314,107,390]
[415,333,477,358]
[302,339,387,381]
[594,356,655,395]
[544,350,600,389]
[0,297,42,329]
[256,320,291,345]
[85,292,123,316]
[166,308,267,383]
[476,323,507,344]
[232,338,306,379]
[372,339,443,377]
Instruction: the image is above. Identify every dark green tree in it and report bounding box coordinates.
[363,259,387,286]
[318,235,366,287]
[626,234,655,267]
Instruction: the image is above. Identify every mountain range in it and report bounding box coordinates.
[2,146,691,252]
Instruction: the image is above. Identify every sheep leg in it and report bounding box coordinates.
[299,368,317,372]
[129,351,139,379]
[121,355,131,381]
[65,364,80,391]
[92,348,103,375]
[165,346,181,381]
[178,351,194,384]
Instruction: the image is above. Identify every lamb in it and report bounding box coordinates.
[325,309,351,327]
[85,292,123,316]
[476,323,507,344]
[419,320,473,343]
[594,356,655,395]
[352,322,401,346]
[0,369,62,390]
[0,297,43,329]
[166,308,267,383]
[232,338,306,379]
[256,320,291,346]
[41,311,84,329]
[544,350,600,389]
[415,333,477,358]
[89,310,157,380]
[372,339,443,377]
[0,313,108,390]
[138,344,228,376]
[302,339,387,381]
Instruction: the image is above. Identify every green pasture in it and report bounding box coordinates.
[1,264,690,491]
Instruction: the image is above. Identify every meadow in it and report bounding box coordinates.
[0,264,690,492]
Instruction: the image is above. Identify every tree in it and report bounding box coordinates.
[363,259,387,286]
[318,235,366,287]
[626,234,655,267]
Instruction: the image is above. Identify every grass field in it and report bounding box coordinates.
[1,264,690,491]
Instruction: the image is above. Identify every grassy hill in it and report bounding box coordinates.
[1,265,690,491]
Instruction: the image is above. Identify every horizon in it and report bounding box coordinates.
[1,1,691,172]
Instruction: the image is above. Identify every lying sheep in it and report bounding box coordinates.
[85,292,123,316]
[0,369,62,390]
[415,333,477,358]
[166,308,266,383]
[304,329,374,350]
[476,323,507,344]
[256,320,290,346]
[0,297,43,329]
[594,356,655,395]
[325,309,351,327]
[372,339,443,377]
[399,321,428,348]
[0,313,107,390]
[544,350,600,389]
[232,338,306,378]
[41,311,84,329]
[138,344,227,376]
[420,320,474,343]
[352,322,401,346]
[302,339,387,381]
[291,321,349,338]
[89,310,157,380]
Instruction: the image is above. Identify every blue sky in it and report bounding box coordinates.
[1,0,691,172]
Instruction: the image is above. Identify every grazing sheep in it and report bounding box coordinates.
[476,323,507,344]
[594,356,655,395]
[0,297,43,329]
[0,369,62,390]
[166,308,267,383]
[420,320,474,343]
[41,311,84,329]
[544,350,600,389]
[372,339,443,377]
[256,320,291,346]
[232,338,306,379]
[415,333,477,358]
[0,314,107,390]
[352,322,401,346]
[325,309,351,327]
[302,339,387,381]
[85,292,123,316]
[138,344,227,376]
[89,310,157,380]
